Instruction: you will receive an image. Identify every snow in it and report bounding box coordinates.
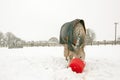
[0,45,120,80]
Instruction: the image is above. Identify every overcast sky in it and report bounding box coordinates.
[0,0,120,41]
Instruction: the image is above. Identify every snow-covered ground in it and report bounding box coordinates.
[0,45,120,80]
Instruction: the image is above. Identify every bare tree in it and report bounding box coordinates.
[48,37,59,46]
[0,32,4,47]
[48,37,58,43]
[86,28,96,44]
[5,32,23,48]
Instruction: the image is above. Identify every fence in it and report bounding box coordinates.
[86,40,120,45]
[0,40,120,48]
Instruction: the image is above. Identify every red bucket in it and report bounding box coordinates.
[69,58,85,73]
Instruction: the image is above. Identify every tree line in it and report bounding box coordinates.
[0,29,120,48]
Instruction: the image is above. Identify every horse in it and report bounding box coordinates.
[59,19,86,64]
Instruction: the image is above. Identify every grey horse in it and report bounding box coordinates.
[59,19,86,63]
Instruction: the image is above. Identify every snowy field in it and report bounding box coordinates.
[0,45,120,80]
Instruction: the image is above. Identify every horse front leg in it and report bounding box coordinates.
[64,44,69,61]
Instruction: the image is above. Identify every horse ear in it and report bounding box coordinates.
[80,20,85,27]
[80,19,86,33]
